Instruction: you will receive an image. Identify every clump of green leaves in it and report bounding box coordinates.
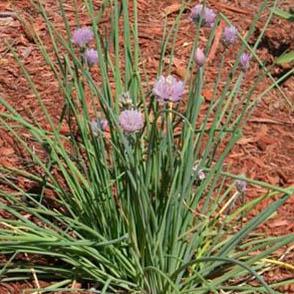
[0,0,293,293]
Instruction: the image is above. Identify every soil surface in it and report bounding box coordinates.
[0,0,293,293]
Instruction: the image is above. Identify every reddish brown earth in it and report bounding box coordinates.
[0,0,293,293]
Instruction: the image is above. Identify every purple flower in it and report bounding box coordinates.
[72,27,94,47]
[191,4,216,27]
[84,48,99,66]
[204,8,216,27]
[90,119,108,136]
[240,53,251,71]
[119,109,144,133]
[235,179,247,193]
[153,75,185,103]
[195,48,206,67]
[223,26,238,45]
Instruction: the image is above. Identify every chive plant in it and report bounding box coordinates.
[0,0,293,293]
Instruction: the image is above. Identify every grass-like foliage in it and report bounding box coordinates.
[0,0,293,293]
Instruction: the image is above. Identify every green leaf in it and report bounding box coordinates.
[272,8,294,21]
[218,194,289,257]
[276,51,294,65]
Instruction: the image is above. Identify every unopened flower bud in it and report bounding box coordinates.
[235,179,247,193]
[195,48,206,67]
[84,48,99,66]
[90,119,108,136]
[240,53,251,71]
[119,91,133,108]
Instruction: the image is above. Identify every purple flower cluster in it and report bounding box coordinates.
[191,4,216,27]
[72,26,99,67]
[223,26,238,45]
[189,7,251,71]
[153,75,185,103]
[84,6,252,140]
[72,27,94,47]
[240,53,251,71]
[119,109,144,133]
[84,48,99,66]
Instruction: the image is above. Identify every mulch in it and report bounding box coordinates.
[0,0,293,293]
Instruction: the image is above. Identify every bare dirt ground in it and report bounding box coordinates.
[0,0,293,293]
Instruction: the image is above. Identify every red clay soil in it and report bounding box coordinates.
[0,0,293,293]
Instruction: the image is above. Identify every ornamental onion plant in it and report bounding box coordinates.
[0,0,293,293]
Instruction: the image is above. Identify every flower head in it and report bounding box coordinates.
[119,109,144,133]
[235,179,247,193]
[191,4,216,27]
[194,47,206,67]
[240,53,251,71]
[84,48,99,66]
[90,118,108,136]
[223,26,238,45]
[204,8,216,27]
[72,27,94,47]
[153,75,185,103]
